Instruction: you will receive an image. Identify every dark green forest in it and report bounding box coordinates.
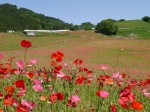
[0,3,72,32]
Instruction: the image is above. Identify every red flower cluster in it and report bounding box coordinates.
[74,59,83,66]
[118,85,143,111]
[49,92,64,103]
[3,94,13,106]
[67,95,80,107]
[51,51,64,62]
[118,86,135,108]
[20,40,32,48]
[97,75,113,86]
[0,45,149,112]
[75,75,86,84]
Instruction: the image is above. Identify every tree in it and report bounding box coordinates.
[118,19,125,22]
[142,16,150,23]
[69,24,80,31]
[80,22,94,30]
[95,19,118,35]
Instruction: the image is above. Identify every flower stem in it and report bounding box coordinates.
[24,48,27,62]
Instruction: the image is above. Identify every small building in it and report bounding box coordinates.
[91,28,95,30]
[24,30,70,36]
[25,31,35,36]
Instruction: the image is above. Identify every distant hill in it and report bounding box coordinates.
[0,3,71,32]
[115,20,150,38]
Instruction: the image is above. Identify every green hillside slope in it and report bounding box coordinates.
[0,3,71,32]
[115,20,150,39]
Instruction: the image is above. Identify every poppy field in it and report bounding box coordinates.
[0,31,150,112]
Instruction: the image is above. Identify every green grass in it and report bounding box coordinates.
[35,32,71,37]
[0,31,150,111]
[116,20,150,29]
[115,20,150,39]
[0,32,74,51]
[1,31,150,75]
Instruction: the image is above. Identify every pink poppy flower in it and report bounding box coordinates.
[16,60,24,69]
[56,71,65,78]
[64,63,68,67]
[142,89,150,98]
[33,79,42,85]
[67,95,80,107]
[70,95,80,103]
[118,97,128,108]
[96,90,109,98]
[33,85,43,92]
[100,64,108,70]
[112,72,122,80]
[30,59,37,65]
[21,99,36,110]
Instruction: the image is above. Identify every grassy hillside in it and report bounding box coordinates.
[0,3,71,32]
[115,20,150,39]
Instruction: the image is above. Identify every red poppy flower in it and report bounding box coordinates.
[130,101,143,111]
[110,104,117,112]
[0,68,7,75]
[51,61,57,67]
[74,59,83,65]
[20,40,32,48]
[27,72,34,78]
[57,51,64,57]
[4,85,15,94]
[17,88,26,97]
[0,92,3,98]
[57,93,64,101]
[63,75,72,81]
[119,86,131,97]
[0,108,3,112]
[51,51,64,62]
[10,69,17,74]
[3,94,13,106]
[121,73,126,78]
[75,75,85,84]
[54,65,62,71]
[13,80,25,89]
[16,104,29,112]
[49,93,57,103]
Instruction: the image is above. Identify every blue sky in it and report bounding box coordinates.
[0,0,150,25]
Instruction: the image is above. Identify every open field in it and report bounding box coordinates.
[1,31,150,77]
[0,31,150,112]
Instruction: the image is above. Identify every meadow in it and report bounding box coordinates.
[0,31,150,112]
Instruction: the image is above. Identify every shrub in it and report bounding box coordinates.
[80,22,94,30]
[142,16,150,23]
[95,19,118,35]
[118,19,125,22]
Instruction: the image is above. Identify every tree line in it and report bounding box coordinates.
[0,3,71,32]
[0,3,149,36]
